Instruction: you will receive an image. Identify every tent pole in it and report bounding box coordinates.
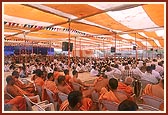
[80,37,81,59]
[115,33,117,61]
[32,41,33,55]
[75,37,77,64]
[68,19,71,71]
[135,33,138,65]
[24,32,27,63]
[152,40,154,60]
[103,38,105,57]
[50,40,51,61]
[146,38,148,59]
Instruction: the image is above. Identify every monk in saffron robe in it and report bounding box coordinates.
[34,69,45,87]
[5,75,34,97]
[99,78,128,110]
[12,71,35,93]
[143,79,164,110]
[42,73,59,102]
[4,95,26,111]
[59,91,93,111]
[93,73,108,93]
[118,77,134,97]
[57,75,73,95]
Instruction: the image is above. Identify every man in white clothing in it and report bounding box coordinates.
[151,64,162,81]
[155,62,164,76]
[90,66,99,77]
[131,64,143,79]
[141,66,158,84]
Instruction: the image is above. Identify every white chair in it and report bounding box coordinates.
[99,100,119,111]
[58,91,68,102]
[141,95,164,109]
[91,90,99,103]
[23,94,54,111]
[140,80,153,89]
[71,82,83,91]
[45,88,59,111]
[35,85,42,99]
[20,78,32,85]
[138,104,160,111]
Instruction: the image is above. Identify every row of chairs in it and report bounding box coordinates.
[98,95,163,111]
[20,78,163,111]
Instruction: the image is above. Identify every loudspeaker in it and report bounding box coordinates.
[111,47,115,52]
[133,46,136,50]
[62,42,73,51]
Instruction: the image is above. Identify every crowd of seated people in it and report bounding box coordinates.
[3,55,164,111]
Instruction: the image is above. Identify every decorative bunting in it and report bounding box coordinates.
[4,21,107,40]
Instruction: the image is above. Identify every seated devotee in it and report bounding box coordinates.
[118,99,138,111]
[18,66,27,78]
[81,63,88,72]
[4,96,26,111]
[12,71,35,93]
[64,69,72,84]
[70,70,94,88]
[155,61,164,76]
[131,64,142,80]
[112,64,122,80]
[57,75,73,95]
[142,79,164,110]
[143,79,164,100]
[53,67,62,80]
[90,66,99,77]
[4,104,18,111]
[5,75,34,98]
[140,65,147,74]
[118,77,134,98]
[99,78,128,104]
[76,64,84,73]
[34,69,45,87]
[70,70,95,98]
[59,91,93,111]
[93,73,108,94]
[42,73,59,101]
[104,66,114,79]
[151,64,162,81]
[141,66,158,84]
[121,65,133,81]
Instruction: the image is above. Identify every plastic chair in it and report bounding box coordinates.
[23,94,54,111]
[45,88,59,111]
[71,82,83,91]
[58,91,68,102]
[140,80,153,89]
[138,104,160,111]
[91,90,99,103]
[100,100,119,111]
[20,78,32,85]
[35,85,42,99]
[141,95,164,109]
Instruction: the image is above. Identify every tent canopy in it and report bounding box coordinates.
[3,3,165,50]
